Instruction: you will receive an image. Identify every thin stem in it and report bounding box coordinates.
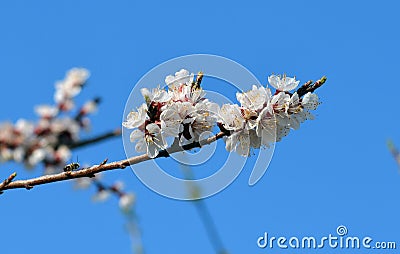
[0,172,17,193]
[69,128,121,149]
[0,132,227,192]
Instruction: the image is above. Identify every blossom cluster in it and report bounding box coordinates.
[219,74,319,156]
[123,69,322,157]
[123,69,219,158]
[0,68,97,173]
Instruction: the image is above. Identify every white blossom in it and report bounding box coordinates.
[270,92,291,128]
[15,119,35,136]
[225,130,251,156]
[271,91,290,112]
[130,129,146,153]
[26,148,46,168]
[123,104,148,129]
[13,147,25,163]
[74,173,104,189]
[141,87,171,104]
[218,104,254,156]
[256,103,276,146]
[165,69,194,89]
[190,100,219,141]
[92,189,111,202]
[113,181,125,191]
[160,105,185,138]
[161,101,195,140]
[218,104,245,131]
[236,85,271,111]
[249,130,261,149]
[54,68,89,103]
[81,99,99,114]
[289,111,313,130]
[55,145,72,162]
[34,105,59,118]
[302,92,320,110]
[66,68,90,86]
[0,148,13,162]
[74,177,92,189]
[169,83,205,103]
[119,193,136,211]
[130,123,167,158]
[276,125,291,142]
[145,123,167,158]
[159,99,219,144]
[287,93,302,130]
[285,92,317,130]
[268,74,300,91]
[57,98,74,111]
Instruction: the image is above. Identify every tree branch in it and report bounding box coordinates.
[0,76,327,194]
[0,132,227,193]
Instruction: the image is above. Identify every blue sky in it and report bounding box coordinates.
[1,1,400,253]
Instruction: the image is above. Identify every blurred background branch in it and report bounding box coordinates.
[180,161,229,254]
[387,140,400,168]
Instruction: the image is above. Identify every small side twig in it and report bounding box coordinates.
[100,158,108,166]
[0,172,17,194]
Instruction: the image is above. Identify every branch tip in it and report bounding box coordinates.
[0,172,18,192]
[113,128,122,135]
[296,76,327,97]
[315,76,327,87]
